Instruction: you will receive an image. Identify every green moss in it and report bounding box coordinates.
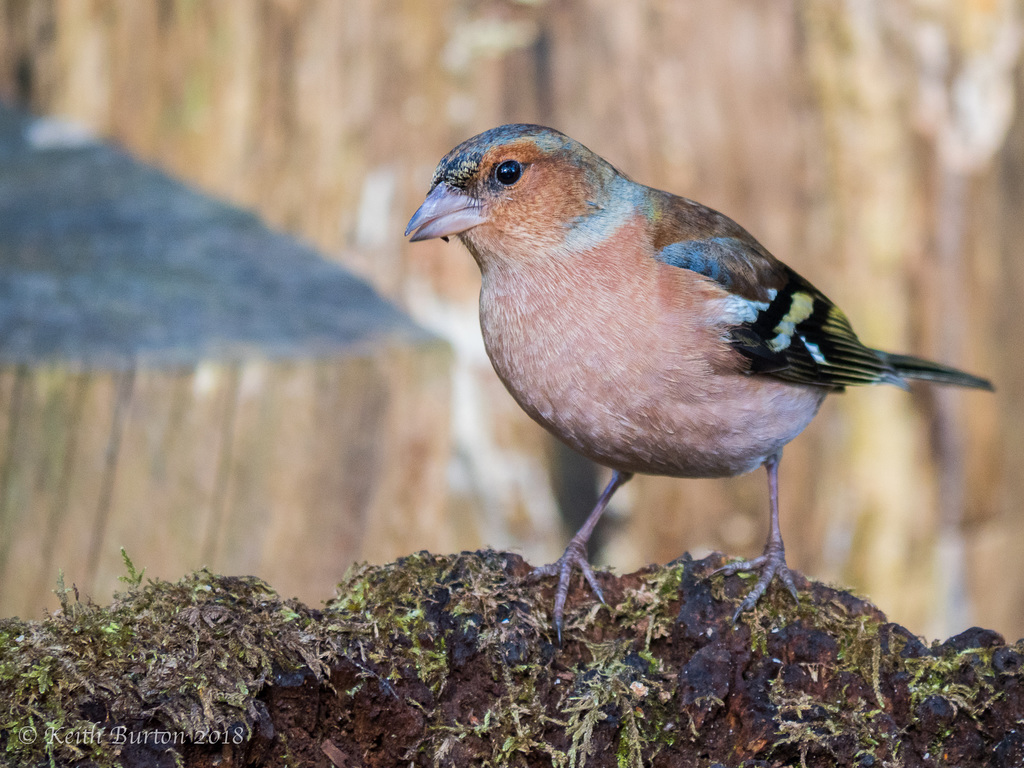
[327,550,541,697]
[560,640,677,768]
[609,561,686,654]
[731,579,1003,766]
[904,646,999,717]
[430,661,566,768]
[327,551,561,767]
[681,572,895,764]
[323,552,686,768]
[1,549,1010,767]
[0,558,322,767]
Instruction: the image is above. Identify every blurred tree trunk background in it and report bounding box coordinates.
[0,0,1019,640]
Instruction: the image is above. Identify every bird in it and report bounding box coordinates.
[405,123,993,641]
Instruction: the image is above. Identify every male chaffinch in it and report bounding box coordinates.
[405,124,993,641]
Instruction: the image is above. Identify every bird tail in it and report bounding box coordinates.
[873,350,994,391]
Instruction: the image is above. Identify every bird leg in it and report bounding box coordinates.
[532,470,633,643]
[714,451,799,621]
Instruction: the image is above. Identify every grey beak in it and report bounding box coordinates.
[405,183,487,242]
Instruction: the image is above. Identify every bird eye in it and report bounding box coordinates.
[494,160,523,186]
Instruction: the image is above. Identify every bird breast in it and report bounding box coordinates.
[474,221,826,479]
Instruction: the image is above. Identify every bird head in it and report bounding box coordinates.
[405,124,625,268]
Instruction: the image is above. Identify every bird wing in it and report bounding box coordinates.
[654,228,899,390]
[722,261,901,388]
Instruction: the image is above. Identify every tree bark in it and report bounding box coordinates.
[0,102,453,618]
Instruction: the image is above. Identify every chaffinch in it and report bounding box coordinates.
[405,124,993,640]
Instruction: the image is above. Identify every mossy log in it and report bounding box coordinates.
[1,551,1021,768]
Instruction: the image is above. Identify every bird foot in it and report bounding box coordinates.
[530,537,605,644]
[714,545,799,623]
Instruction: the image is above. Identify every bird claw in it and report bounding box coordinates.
[530,538,604,644]
[713,548,799,623]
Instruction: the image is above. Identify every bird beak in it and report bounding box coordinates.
[405,183,487,242]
